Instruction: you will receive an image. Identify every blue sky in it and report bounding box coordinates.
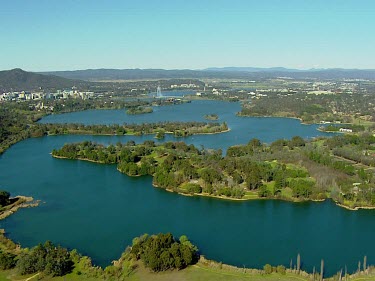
[1,0,374,71]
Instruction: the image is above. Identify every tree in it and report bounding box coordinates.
[297,253,301,273]
[246,166,262,190]
[44,247,73,276]
[16,242,73,276]
[264,264,272,274]
[288,136,306,149]
[0,191,10,206]
[131,233,198,272]
[0,251,16,270]
[276,265,286,275]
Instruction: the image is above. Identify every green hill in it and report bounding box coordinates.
[0,68,88,92]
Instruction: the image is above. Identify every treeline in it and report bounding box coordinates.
[0,241,72,277]
[0,102,45,154]
[126,106,153,115]
[320,124,365,132]
[325,133,375,167]
[38,121,228,137]
[52,98,152,113]
[0,98,151,154]
[130,233,198,272]
[238,92,375,124]
[52,134,375,207]
[0,232,198,280]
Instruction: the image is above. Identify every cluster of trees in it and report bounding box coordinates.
[325,134,375,167]
[321,124,365,132]
[238,92,375,124]
[0,97,155,154]
[307,149,356,175]
[0,102,46,154]
[204,114,219,120]
[53,138,314,200]
[52,133,375,206]
[0,241,73,277]
[39,121,228,137]
[0,191,11,207]
[0,232,199,279]
[263,264,286,275]
[126,106,153,115]
[0,251,16,270]
[130,233,198,272]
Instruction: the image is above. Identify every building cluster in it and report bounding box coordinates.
[339,128,353,133]
[0,90,95,102]
[170,83,198,89]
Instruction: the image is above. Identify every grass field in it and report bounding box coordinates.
[3,262,375,281]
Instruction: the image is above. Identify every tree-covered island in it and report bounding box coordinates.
[52,133,375,210]
[204,114,219,120]
[126,106,153,115]
[37,121,229,137]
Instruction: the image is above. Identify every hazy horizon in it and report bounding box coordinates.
[4,66,375,73]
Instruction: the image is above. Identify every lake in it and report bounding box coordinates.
[0,100,370,276]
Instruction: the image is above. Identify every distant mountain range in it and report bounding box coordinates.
[1,67,375,92]
[204,67,305,72]
[42,67,375,81]
[0,68,88,92]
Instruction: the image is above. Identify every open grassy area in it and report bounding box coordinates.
[125,264,308,281]
[3,253,375,281]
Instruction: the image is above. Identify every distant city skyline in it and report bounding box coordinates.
[1,0,375,71]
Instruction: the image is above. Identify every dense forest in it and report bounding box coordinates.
[52,133,375,208]
[239,92,375,125]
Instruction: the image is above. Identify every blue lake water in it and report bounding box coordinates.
[0,100,369,276]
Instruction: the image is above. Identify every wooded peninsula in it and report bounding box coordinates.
[52,133,375,210]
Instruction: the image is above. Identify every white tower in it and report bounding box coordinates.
[156,86,162,98]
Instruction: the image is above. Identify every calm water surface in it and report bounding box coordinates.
[1,100,371,276]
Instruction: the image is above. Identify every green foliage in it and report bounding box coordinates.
[290,179,314,198]
[52,132,375,206]
[130,233,199,272]
[0,251,16,270]
[288,136,306,149]
[184,183,203,194]
[263,264,273,274]
[16,241,73,276]
[0,191,10,207]
[277,265,286,274]
[126,106,153,115]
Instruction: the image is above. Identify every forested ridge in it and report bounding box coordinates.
[239,92,375,126]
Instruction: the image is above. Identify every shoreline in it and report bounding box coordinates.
[47,127,231,137]
[151,182,361,210]
[238,113,374,132]
[335,202,375,211]
[51,155,374,212]
[0,196,40,221]
[51,154,108,164]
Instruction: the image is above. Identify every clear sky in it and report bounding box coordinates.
[1,0,374,71]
